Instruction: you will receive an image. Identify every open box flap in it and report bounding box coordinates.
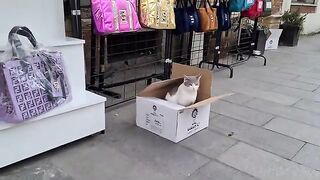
[182,93,234,110]
[171,63,213,101]
[138,78,184,99]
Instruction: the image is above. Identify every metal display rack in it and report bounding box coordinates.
[199,13,267,78]
[67,0,268,107]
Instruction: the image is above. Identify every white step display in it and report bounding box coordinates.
[0,0,107,168]
[0,92,106,168]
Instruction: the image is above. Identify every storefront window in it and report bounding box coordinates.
[291,0,316,4]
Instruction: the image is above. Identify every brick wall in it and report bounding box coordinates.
[272,0,284,14]
[291,5,317,13]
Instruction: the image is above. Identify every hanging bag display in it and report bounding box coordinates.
[215,0,231,31]
[228,0,254,12]
[241,0,264,20]
[197,0,218,32]
[139,0,176,29]
[262,0,272,16]
[174,0,200,34]
[0,26,71,123]
[91,0,141,34]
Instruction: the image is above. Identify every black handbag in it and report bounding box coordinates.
[214,0,231,31]
[174,0,200,34]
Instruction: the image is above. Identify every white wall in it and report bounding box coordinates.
[0,0,65,45]
[302,0,320,34]
[302,13,320,34]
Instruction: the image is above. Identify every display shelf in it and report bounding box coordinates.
[0,0,107,168]
[0,91,106,131]
[0,93,106,168]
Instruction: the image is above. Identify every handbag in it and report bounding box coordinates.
[262,0,272,16]
[139,0,176,29]
[91,0,141,34]
[174,0,200,34]
[197,0,218,32]
[228,0,254,12]
[215,0,231,31]
[0,26,71,123]
[241,0,264,20]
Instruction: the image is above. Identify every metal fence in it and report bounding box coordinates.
[65,0,267,107]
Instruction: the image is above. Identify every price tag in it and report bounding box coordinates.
[266,2,272,9]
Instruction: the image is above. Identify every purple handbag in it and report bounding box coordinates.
[0,26,71,123]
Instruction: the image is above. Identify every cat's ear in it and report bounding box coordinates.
[196,74,202,80]
[184,75,189,81]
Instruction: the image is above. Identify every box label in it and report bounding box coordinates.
[145,105,164,134]
[187,109,200,134]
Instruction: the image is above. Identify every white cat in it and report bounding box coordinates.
[165,75,201,106]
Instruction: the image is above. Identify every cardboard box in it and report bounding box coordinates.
[136,63,223,143]
[265,29,283,50]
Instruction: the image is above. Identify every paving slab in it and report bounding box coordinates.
[213,78,278,92]
[180,129,237,159]
[279,68,320,80]
[229,86,300,105]
[231,64,298,80]
[220,93,254,105]
[218,142,320,180]
[49,128,210,180]
[293,143,320,171]
[212,100,273,126]
[271,86,315,99]
[214,79,300,105]
[246,98,320,128]
[49,102,210,180]
[265,117,320,146]
[255,76,318,91]
[0,161,74,180]
[187,160,257,180]
[294,99,320,114]
[49,141,178,180]
[210,112,220,119]
[294,76,320,85]
[210,115,304,159]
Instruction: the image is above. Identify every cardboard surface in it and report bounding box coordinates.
[138,78,183,99]
[136,96,211,143]
[136,63,229,143]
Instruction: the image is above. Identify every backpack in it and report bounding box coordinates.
[174,0,200,34]
[197,0,218,32]
[241,0,264,20]
[228,0,255,12]
[215,0,231,31]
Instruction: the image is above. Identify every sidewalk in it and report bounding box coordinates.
[1,34,320,180]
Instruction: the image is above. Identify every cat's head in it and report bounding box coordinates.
[183,75,201,91]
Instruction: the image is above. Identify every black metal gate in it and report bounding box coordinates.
[65,0,267,108]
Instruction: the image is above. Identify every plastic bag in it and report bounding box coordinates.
[0,26,71,123]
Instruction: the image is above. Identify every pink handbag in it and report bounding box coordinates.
[91,0,141,34]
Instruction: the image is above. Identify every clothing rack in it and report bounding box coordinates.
[199,16,267,78]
